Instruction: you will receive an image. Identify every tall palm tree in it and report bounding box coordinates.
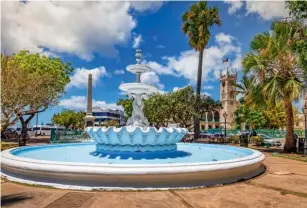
[182,1,221,140]
[243,21,306,152]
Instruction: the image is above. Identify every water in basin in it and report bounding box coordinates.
[11,143,253,164]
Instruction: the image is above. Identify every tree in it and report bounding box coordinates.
[242,22,306,152]
[263,103,286,129]
[247,110,267,129]
[1,51,73,146]
[286,1,307,20]
[182,1,221,140]
[52,110,85,129]
[169,86,196,130]
[117,95,133,118]
[144,93,172,128]
[103,120,119,128]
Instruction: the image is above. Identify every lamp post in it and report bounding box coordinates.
[303,102,307,156]
[223,112,228,142]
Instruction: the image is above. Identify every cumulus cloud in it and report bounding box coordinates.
[245,1,288,20]
[130,1,164,12]
[114,69,125,75]
[59,96,122,111]
[173,86,187,92]
[215,33,234,44]
[1,1,163,61]
[224,0,243,14]
[144,33,242,84]
[132,34,143,49]
[67,66,107,89]
[141,72,164,89]
[224,1,289,20]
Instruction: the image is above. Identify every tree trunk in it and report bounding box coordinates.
[194,50,204,141]
[19,114,35,146]
[283,96,296,152]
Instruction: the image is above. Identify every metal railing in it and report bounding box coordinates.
[202,129,304,138]
[50,129,91,143]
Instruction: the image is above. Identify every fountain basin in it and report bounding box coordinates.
[1,143,265,190]
[86,126,188,152]
[126,64,151,74]
[119,83,158,95]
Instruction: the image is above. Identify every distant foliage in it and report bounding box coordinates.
[52,110,85,129]
[103,120,119,128]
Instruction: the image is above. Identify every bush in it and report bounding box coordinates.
[249,136,264,146]
[229,135,240,144]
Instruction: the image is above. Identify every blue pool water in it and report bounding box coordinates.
[11,143,254,164]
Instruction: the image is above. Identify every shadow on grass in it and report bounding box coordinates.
[1,194,33,206]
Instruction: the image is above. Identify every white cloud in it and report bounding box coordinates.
[141,72,164,89]
[132,34,143,49]
[224,1,289,20]
[157,45,165,49]
[1,1,163,61]
[114,69,125,75]
[202,85,214,90]
[145,32,242,84]
[215,33,234,44]
[173,86,187,92]
[59,96,122,111]
[130,1,164,12]
[224,0,243,14]
[245,1,288,20]
[67,66,107,89]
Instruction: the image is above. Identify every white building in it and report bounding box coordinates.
[92,106,126,126]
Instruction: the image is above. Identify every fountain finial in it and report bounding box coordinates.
[136,49,142,64]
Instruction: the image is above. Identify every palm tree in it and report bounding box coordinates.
[243,21,306,152]
[182,1,221,140]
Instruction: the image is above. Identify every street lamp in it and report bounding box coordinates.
[223,112,228,142]
[303,102,307,156]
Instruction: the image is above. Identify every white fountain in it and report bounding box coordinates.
[85,49,187,152]
[119,49,157,127]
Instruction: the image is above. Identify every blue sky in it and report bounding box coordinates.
[3,1,297,126]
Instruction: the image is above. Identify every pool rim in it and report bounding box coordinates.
[1,143,264,174]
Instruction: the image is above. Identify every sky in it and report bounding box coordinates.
[2,0,300,126]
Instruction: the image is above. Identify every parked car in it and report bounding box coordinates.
[3,128,18,139]
[258,134,283,146]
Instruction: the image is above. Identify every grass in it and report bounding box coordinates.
[272,152,307,163]
[1,141,19,151]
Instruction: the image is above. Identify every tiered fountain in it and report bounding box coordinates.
[87,49,188,152]
[1,49,265,190]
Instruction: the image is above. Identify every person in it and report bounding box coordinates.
[251,129,257,137]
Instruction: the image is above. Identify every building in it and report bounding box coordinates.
[199,67,239,130]
[92,106,126,126]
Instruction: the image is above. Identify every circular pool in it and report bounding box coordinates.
[1,143,265,190]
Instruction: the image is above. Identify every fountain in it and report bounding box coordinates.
[1,49,265,190]
[87,49,187,152]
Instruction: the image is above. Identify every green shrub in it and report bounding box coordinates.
[229,135,240,144]
[249,136,264,146]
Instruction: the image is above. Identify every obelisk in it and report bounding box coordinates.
[84,73,95,128]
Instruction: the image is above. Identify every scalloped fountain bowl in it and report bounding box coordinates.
[86,126,188,152]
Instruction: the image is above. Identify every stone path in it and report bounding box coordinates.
[2,153,307,208]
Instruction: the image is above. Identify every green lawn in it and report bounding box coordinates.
[272,152,307,163]
[1,142,19,151]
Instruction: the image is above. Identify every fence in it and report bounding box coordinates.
[204,129,304,138]
[50,129,91,143]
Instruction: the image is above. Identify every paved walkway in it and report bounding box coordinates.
[2,153,307,208]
